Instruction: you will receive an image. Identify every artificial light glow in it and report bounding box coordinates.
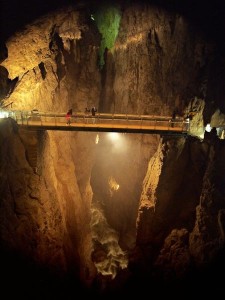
[108,132,120,141]
[0,111,9,118]
[90,14,95,20]
[95,134,99,144]
[205,123,212,132]
[107,132,128,153]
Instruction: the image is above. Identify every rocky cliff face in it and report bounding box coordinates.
[0,1,225,298]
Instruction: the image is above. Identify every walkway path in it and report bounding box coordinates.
[2,110,190,134]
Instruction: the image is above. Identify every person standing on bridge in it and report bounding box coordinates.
[85,107,90,114]
[171,108,178,128]
[91,106,97,116]
[66,108,72,125]
[91,106,97,124]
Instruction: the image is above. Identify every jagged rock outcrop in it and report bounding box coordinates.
[0,118,97,297]
[136,130,225,294]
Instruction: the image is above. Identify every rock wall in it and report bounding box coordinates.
[0,118,97,296]
[136,130,225,295]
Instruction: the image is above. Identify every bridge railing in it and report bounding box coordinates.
[0,110,190,133]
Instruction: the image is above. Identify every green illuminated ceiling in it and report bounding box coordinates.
[93,4,121,68]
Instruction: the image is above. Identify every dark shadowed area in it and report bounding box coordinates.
[1,0,225,44]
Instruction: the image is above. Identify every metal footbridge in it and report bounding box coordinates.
[1,110,190,135]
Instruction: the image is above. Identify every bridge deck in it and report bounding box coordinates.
[2,111,190,134]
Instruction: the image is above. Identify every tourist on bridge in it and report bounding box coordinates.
[85,107,90,114]
[171,108,178,128]
[91,106,97,124]
[91,106,97,116]
[66,108,72,125]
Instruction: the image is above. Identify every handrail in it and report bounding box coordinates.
[0,109,190,134]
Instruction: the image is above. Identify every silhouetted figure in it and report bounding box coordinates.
[66,108,72,125]
[171,108,177,128]
[91,107,97,116]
